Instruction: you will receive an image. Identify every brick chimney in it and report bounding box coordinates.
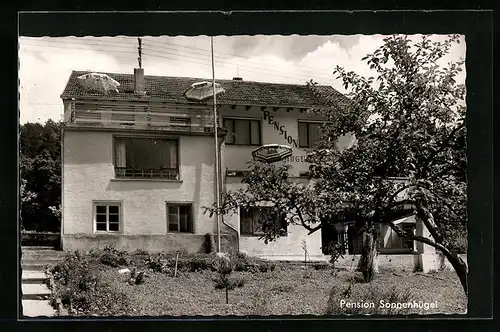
[134,68,145,95]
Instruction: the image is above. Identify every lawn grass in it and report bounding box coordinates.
[50,249,467,316]
[100,264,467,316]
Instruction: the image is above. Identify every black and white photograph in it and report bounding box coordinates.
[19,27,469,317]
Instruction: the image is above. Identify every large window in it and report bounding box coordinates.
[167,203,193,233]
[223,118,261,145]
[298,121,323,148]
[94,202,121,233]
[382,222,416,251]
[114,137,178,180]
[240,206,287,236]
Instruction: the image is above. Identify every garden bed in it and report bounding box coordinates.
[47,247,467,316]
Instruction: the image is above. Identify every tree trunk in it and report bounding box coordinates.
[358,231,379,282]
[225,286,229,304]
[417,208,468,295]
[440,249,468,295]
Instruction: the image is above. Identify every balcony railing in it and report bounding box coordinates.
[114,167,179,180]
[67,101,215,133]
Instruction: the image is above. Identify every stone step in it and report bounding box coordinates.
[21,262,51,271]
[22,249,64,256]
[22,284,51,300]
[22,300,56,317]
[21,246,59,251]
[22,257,62,266]
[22,271,49,284]
[22,250,65,258]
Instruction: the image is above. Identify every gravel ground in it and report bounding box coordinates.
[100,265,467,316]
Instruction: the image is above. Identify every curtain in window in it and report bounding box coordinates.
[298,122,308,147]
[250,121,260,145]
[115,139,127,167]
[234,120,251,145]
[224,119,234,144]
[168,140,177,168]
[308,123,322,148]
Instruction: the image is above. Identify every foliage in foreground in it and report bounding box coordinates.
[48,247,278,315]
[49,250,130,316]
[212,253,242,304]
[204,34,468,293]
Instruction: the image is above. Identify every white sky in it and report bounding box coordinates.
[18,34,466,124]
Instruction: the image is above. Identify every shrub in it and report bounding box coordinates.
[232,252,275,273]
[188,256,213,272]
[326,282,413,315]
[212,253,239,304]
[97,245,128,267]
[145,256,166,273]
[50,251,96,290]
[50,251,130,316]
[204,233,215,253]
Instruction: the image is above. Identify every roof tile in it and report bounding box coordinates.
[61,70,352,109]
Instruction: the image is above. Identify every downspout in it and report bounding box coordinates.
[218,139,240,252]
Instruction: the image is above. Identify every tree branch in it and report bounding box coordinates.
[294,203,321,235]
[385,183,419,208]
[386,221,450,254]
[421,123,465,176]
[307,225,323,235]
[415,203,446,245]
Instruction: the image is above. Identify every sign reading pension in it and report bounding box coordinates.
[262,110,299,148]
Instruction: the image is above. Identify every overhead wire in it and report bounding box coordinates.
[21,38,337,84]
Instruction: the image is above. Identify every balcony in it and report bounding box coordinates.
[65,100,216,134]
[114,167,179,180]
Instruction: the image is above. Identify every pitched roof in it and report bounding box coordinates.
[61,70,352,109]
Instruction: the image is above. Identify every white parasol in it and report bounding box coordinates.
[77,73,121,94]
[183,81,225,101]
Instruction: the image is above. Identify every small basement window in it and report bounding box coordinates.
[94,202,121,233]
[167,203,194,233]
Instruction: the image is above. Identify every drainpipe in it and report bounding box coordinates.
[218,140,240,252]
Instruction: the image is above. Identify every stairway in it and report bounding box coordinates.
[21,246,65,317]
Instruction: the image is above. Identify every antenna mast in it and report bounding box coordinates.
[137,38,142,69]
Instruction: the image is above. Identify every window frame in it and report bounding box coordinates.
[93,201,123,234]
[400,222,416,251]
[112,135,180,180]
[223,117,262,146]
[298,120,325,148]
[239,206,287,237]
[166,202,194,234]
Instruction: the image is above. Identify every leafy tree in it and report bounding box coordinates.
[205,34,467,295]
[20,119,62,232]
